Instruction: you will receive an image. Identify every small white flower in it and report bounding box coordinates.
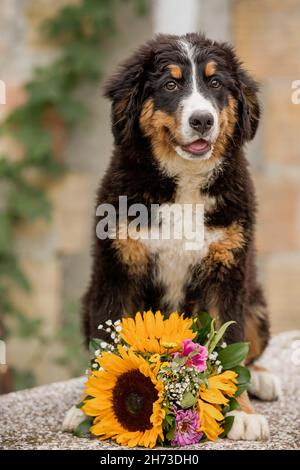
[105,320,113,326]
[92,363,98,369]
[111,332,116,339]
[100,342,107,348]
[217,365,223,373]
[94,349,100,356]
[114,338,119,344]
[106,327,111,333]
[97,324,103,330]
[115,325,122,332]
[215,360,221,366]
[221,342,227,348]
[114,320,121,326]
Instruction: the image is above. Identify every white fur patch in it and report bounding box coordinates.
[176,40,219,161]
[227,411,270,441]
[249,369,282,401]
[62,405,86,432]
[141,170,221,311]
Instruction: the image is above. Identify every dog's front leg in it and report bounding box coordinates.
[202,246,271,441]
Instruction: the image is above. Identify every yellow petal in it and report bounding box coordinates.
[199,387,229,405]
[154,311,164,338]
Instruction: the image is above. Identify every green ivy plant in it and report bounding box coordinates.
[0,0,148,390]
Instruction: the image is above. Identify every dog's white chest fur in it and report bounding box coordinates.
[142,166,224,311]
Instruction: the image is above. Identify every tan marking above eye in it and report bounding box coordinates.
[168,64,183,79]
[204,61,217,78]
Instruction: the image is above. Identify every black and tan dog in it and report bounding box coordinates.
[64,34,281,440]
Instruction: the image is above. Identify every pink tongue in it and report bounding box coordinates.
[185,139,208,152]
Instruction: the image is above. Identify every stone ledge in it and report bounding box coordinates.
[1,332,300,450]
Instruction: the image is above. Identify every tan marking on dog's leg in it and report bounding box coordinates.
[245,316,265,364]
[113,236,150,276]
[207,222,245,268]
[251,364,268,373]
[236,391,256,414]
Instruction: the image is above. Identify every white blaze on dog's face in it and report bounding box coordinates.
[139,37,239,167]
[175,41,220,161]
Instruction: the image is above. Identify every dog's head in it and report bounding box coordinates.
[105,33,260,166]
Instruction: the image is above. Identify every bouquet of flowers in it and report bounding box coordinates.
[75,311,250,448]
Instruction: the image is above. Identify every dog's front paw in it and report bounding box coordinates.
[226,411,270,441]
[249,368,282,401]
[62,405,86,432]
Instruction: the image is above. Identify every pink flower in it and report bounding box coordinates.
[171,409,203,446]
[174,339,208,372]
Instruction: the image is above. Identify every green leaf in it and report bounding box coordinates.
[231,365,251,397]
[165,414,175,426]
[73,416,93,438]
[195,311,213,344]
[220,415,235,438]
[89,337,103,355]
[232,365,251,385]
[208,321,236,353]
[76,395,92,409]
[204,318,216,348]
[235,383,249,397]
[180,391,196,409]
[166,427,175,441]
[217,342,249,369]
[229,397,240,412]
[199,311,212,329]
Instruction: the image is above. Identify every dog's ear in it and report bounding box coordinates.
[235,67,260,142]
[104,46,152,145]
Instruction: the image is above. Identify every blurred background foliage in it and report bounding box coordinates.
[0,0,148,392]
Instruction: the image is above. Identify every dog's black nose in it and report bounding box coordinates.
[189,112,214,133]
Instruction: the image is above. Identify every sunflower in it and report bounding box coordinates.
[197,370,238,441]
[120,310,196,354]
[82,346,165,448]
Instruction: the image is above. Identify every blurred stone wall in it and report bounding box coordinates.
[0,0,299,388]
[232,0,300,333]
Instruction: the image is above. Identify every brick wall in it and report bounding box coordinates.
[233,0,300,333]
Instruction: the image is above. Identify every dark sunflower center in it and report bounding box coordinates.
[125,392,144,415]
[112,369,158,432]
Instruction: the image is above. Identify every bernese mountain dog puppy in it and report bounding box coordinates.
[64,34,281,440]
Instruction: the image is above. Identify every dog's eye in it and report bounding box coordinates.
[209,77,222,89]
[164,80,178,91]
